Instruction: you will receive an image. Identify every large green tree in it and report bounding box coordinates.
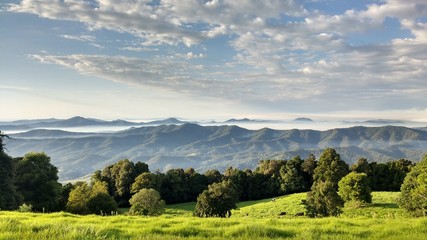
[15,152,61,212]
[304,148,349,217]
[0,132,19,210]
[194,180,239,218]
[399,155,427,216]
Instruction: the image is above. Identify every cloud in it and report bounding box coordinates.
[60,34,96,42]
[8,0,427,113]
[28,52,427,113]
[174,52,206,59]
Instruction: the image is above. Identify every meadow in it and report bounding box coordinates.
[1,192,426,240]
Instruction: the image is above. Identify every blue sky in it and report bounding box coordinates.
[1,0,427,122]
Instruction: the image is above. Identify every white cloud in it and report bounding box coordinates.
[7,0,427,114]
[60,34,96,42]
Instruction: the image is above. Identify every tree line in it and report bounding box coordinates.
[0,132,425,217]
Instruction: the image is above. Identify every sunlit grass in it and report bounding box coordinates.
[0,192,426,239]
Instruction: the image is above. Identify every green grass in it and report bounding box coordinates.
[0,192,426,239]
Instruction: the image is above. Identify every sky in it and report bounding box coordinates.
[1,0,427,122]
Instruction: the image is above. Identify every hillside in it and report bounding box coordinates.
[0,192,425,240]
[4,124,427,181]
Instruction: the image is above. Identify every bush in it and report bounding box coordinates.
[18,203,33,212]
[338,172,372,204]
[129,188,165,216]
[399,155,427,216]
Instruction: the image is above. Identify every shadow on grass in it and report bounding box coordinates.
[166,202,196,212]
[370,203,399,209]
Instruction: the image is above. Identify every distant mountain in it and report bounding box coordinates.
[143,118,188,125]
[0,125,31,131]
[0,117,195,131]
[10,129,99,138]
[294,117,313,122]
[5,124,427,182]
[363,119,405,124]
[0,116,143,131]
[224,118,269,123]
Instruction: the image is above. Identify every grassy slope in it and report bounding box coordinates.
[1,192,426,240]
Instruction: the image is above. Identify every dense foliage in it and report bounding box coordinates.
[338,172,372,204]
[0,132,19,210]
[399,154,427,216]
[14,152,62,212]
[194,180,239,218]
[351,158,414,191]
[129,188,165,216]
[66,181,117,215]
[304,148,348,217]
[99,159,149,207]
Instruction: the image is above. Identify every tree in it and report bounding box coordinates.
[255,160,287,176]
[131,172,162,194]
[101,159,148,206]
[399,155,427,216]
[350,158,370,174]
[87,193,118,215]
[0,132,19,210]
[66,182,92,214]
[204,169,223,185]
[224,167,250,201]
[129,188,165,216]
[303,148,349,217]
[14,152,61,212]
[387,159,414,191]
[194,180,239,218]
[280,156,307,194]
[312,148,349,186]
[66,181,117,215]
[301,154,317,188]
[57,183,74,211]
[304,180,344,217]
[338,172,372,205]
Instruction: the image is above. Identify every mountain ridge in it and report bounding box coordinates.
[4,124,427,181]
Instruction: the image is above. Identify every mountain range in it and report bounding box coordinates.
[3,122,427,182]
[0,116,190,130]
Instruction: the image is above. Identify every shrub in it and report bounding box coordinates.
[18,203,33,212]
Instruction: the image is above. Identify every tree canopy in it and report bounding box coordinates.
[304,148,349,217]
[338,172,372,204]
[399,154,427,216]
[0,132,19,210]
[194,180,239,218]
[129,188,165,216]
[14,152,61,212]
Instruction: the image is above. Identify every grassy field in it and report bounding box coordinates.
[1,192,426,239]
